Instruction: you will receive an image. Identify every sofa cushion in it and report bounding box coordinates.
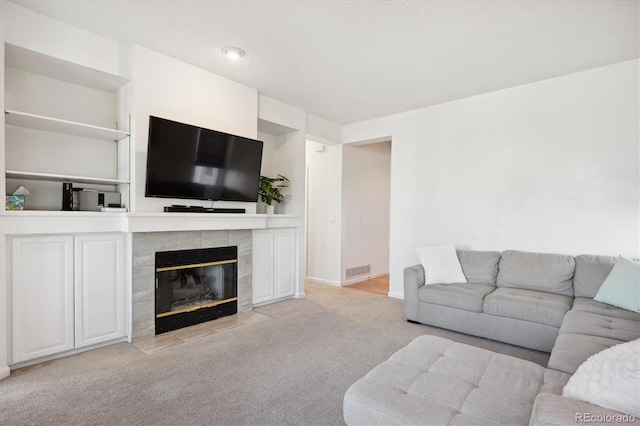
[559,310,640,342]
[538,369,571,396]
[573,254,616,298]
[343,335,547,426]
[563,339,640,417]
[418,283,496,313]
[548,333,626,374]
[496,250,575,296]
[530,393,640,426]
[457,250,501,285]
[483,287,573,327]
[572,297,640,321]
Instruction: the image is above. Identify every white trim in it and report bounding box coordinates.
[294,292,306,299]
[306,276,341,286]
[251,295,296,308]
[341,271,388,287]
[388,291,404,300]
[0,365,10,381]
[9,337,128,370]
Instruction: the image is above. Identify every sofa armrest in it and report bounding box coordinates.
[530,393,639,426]
[404,264,424,322]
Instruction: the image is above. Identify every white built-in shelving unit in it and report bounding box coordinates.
[3,43,131,211]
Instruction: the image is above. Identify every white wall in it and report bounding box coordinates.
[131,45,258,212]
[305,141,343,285]
[307,113,342,146]
[341,141,391,282]
[0,0,7,382]
[343,60,640,299]
[258,132,277,177]
[257,95,306,217]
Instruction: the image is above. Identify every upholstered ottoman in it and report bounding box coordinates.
[343,336,569,425]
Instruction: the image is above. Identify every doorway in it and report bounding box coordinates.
[304,139,392,295]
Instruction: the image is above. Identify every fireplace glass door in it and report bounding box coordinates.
[155,246,238,334]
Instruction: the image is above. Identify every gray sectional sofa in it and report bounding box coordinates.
[344,249,640,425]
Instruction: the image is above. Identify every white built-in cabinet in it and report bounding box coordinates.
[11,233,126,364]
[11,235,74,362]
[74,234,126,348]
[252,228,297,305]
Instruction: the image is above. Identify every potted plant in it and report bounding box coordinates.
[258,174,289,214]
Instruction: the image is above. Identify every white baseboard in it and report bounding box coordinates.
[0,365,10,381]
[306,276,341,287]
[9,337,128,370]
[388,291,404,300]
[294,292,306,299]
[341,271,388,287]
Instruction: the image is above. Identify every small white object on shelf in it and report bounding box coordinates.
[12,185,31,196]
[100,207,127,212]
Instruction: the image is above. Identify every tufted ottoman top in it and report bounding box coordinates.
[344,336,565,425]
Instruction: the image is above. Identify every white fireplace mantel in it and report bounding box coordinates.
[1,211,302,235]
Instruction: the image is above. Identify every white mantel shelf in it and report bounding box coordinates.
[1,211,302,235]
[128,213,302,233]
[1,211,128,235]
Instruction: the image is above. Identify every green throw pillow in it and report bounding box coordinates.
[594,256,640,313]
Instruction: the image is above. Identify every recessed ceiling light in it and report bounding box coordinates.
[221,46,245,60]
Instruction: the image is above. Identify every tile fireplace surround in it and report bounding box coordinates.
[132,230,252,339]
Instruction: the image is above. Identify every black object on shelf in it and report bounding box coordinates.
[163,205,246,214]
[62,182,73,211]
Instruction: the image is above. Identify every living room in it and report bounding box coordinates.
[0,1,638,425]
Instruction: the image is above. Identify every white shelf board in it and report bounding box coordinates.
[5,110,130,141]
[5,43,130,92]
[6,170,129,185]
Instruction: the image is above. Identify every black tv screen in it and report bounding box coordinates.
[145,116,263,202]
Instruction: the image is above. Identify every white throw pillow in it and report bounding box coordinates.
[416,244,467,285]
[563,339,640,417]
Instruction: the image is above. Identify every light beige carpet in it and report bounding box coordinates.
[0,282,548,425]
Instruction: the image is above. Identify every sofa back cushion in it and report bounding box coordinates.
[497,250,575,296]
[573,255,616,298]
[457,250,500,285]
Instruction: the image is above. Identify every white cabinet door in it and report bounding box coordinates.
[74,234,126,348]
[273,228,296,299]
[252,230,274,304]
[12,236,74,363]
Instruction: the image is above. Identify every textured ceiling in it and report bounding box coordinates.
[8,0,640,125]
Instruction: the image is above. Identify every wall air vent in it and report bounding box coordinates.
[345,264,371,279]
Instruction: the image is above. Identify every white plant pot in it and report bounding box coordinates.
[266,205,275,215]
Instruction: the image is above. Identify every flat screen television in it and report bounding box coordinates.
[145,116,264,202]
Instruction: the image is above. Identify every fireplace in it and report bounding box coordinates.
[155,246,238,334]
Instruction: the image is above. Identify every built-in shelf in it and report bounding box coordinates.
[5,110,130,141]
[6,170,129,185]
[5,43,130,92]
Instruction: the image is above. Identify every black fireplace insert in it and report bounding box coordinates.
[155,246,238,334]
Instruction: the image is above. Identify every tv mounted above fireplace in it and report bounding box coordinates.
[145,116,264,203]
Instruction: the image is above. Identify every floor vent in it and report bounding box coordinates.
[346,264,371,279]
